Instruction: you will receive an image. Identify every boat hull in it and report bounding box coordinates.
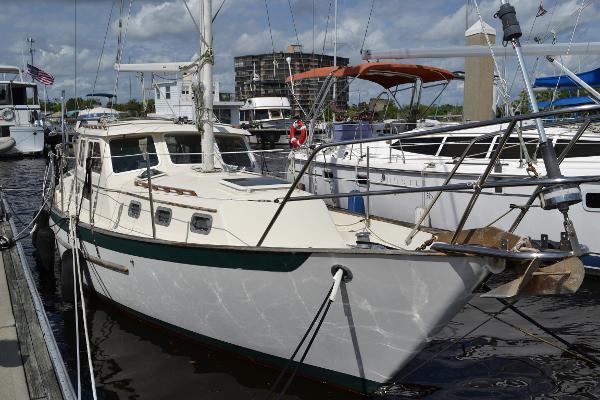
[51,209,489,393]
[0,126,45,156]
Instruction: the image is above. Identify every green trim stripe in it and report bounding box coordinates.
[51,210,310,271]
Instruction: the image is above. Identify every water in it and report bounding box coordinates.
[1,157,599,399]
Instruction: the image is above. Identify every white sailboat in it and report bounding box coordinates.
[43,0,591,394]
[286,3,600,275]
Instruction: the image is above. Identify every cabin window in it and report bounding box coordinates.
[154,207,172,227]
[165,86,171,100]
[89,142,102,174]
[190,213,212,235]
[216,135,253,170]
[0,84,9,105]
[181,85,190,95]
[215,108,232,124]
[255,109,269,120]
[110,136,158,173]
[240,110,249,122]
[128,200,141,218]
[584,192,600,211]
[270,109,282,119]
[165,134,203,164]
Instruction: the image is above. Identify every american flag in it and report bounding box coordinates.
[26,64,54,85]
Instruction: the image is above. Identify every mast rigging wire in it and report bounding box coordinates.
[360,0,376,54]
[263,0,275,55]
[112,0,134,104]
[92,0,118,95]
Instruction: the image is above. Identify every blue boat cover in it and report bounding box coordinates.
[538,96,596,109]
[534,67,600,88]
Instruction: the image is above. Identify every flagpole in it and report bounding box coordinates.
[43,85,47,119]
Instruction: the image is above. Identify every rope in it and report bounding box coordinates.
[468,302,600,366]
[265,283,335,400]
[74,232,98,400]
[263,0,275,55]
[92,0,117,95]
[549,0,585,109]
[112,0,133,103]
[212,0,227,22]
[74,0,78,109]
[360,0,376,54]
[68,217,82,399]
[286,0,301,46]
[396,301,515,381]
[472,0,511,113]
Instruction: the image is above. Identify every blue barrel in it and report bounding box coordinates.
[347,190,365,213]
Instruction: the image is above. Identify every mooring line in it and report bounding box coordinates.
[266,268,346,400]
[396,301,516,382]
[468,302,599,366]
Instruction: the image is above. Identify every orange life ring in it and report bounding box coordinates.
[289,120,307,148]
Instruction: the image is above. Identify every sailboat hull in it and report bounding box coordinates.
[51,209,489,393]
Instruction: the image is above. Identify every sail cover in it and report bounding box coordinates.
[286,62,455,89]
[534,67,600,88]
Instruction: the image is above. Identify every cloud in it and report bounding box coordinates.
[1,0,598,106]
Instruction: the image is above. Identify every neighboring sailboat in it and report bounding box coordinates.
[286,5,600,275]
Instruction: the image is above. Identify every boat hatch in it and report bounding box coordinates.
[220,176,290,191]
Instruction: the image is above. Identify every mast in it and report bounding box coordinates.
[332,0,338,122]
[201,0,214,171]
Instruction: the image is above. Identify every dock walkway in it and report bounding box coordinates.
[0,199,72,400]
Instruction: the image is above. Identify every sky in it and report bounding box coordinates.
[2,0,600,106]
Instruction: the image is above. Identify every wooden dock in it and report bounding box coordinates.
[0,198,74,400]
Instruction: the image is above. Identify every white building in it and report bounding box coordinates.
[153,77,242,125]
[115,61,243,125]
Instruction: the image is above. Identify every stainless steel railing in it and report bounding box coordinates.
[256,104,600,247]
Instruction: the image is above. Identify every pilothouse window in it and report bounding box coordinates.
[217,135,253,170]
[254,109,269,120]
[164,133,253,170]
[110,136,158,173]
[165,134,203,164]
[0,84,9,105]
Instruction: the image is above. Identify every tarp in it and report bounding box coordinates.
[538,96,596,108]
[286,62,454,88]
[534,67,600,88]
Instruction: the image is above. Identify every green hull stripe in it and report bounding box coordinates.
[50,210,310,271]
[98,291,380,393]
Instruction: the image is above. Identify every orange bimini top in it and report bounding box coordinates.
[286,62,455,89]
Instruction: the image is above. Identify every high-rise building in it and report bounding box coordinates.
[234,45,349,117]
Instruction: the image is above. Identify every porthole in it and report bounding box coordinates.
[190,213,212,235]
[128,200,141,219]
[155,207,172,226]
[584,192,600,212]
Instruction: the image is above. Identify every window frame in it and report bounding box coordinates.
[154,206,172,227]
[128,200,141,219]
[583,190,600,213]
[190,213,213,235]
[108,135,160,174]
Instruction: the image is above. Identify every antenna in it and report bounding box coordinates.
[26,37,35,82]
